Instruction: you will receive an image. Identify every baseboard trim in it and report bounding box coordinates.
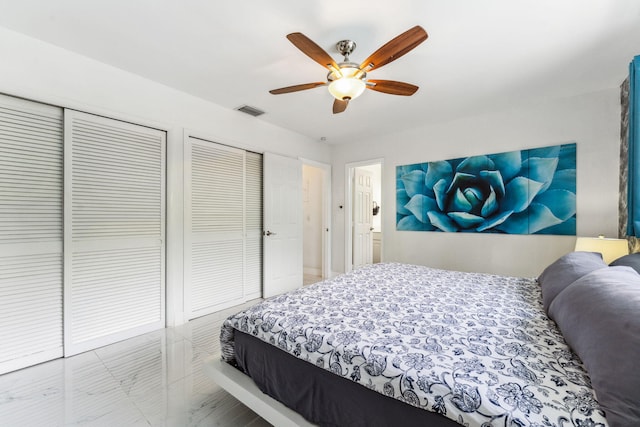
[303,267,321,276]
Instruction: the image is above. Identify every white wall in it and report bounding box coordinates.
[0,27,331,326]
[331,88,621,277]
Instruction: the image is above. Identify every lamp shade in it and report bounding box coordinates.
[328,77,366,101]
[327,65,366,101]
[574,236,629,264]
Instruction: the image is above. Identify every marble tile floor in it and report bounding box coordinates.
[0,300,271,427]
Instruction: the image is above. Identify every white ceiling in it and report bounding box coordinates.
[1,0,639,144]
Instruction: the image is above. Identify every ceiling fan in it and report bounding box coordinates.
[269,26,428,114]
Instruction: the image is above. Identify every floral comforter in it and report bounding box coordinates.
[220,263,607,427]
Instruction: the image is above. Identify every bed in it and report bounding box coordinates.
[208,256,640,427]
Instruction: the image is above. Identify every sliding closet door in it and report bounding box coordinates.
[64,110,165,356]
[185,138,244,318]
[184,137,262,319]
[0,95,63,374]
[245,151,263,300]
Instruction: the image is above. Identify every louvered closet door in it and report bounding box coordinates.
[64,110,165,356]
[185,137,263,319]
[0,95,63,374]
[245,152,263,300]
[185,138,244,318]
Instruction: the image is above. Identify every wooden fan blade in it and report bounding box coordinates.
[269,82,326,95]
[359,26,428,72]
[367,80,419,96]
[333,98,349,114]
[286,32,339,70]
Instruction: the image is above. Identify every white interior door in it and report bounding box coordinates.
[263,152,302,298]
[353,168,373,268]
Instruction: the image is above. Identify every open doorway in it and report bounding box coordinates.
[302,160,331,285]
[345,159,383,273]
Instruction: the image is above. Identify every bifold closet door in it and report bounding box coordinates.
[64,110,166,356]
[0,95,63,374]
[184,137,262,319]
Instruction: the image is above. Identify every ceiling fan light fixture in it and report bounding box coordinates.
[327,64,366,101]
[328,77,366,101]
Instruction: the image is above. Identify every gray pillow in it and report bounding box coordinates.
[537,251,607,314]
[609,252,640,274]
[548,266,640,427]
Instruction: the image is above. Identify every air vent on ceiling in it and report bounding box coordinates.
[235,105,265,117]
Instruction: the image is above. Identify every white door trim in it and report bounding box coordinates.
[345,159,384,274]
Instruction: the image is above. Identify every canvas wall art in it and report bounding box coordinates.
[396,143,577,235]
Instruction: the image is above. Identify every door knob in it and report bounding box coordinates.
[263,230,277,236]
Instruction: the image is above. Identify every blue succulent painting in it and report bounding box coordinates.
[396,143,576,234]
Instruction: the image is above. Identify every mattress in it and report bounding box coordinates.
[220,262,608,426]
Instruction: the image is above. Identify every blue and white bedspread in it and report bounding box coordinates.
[220,262,607,427]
